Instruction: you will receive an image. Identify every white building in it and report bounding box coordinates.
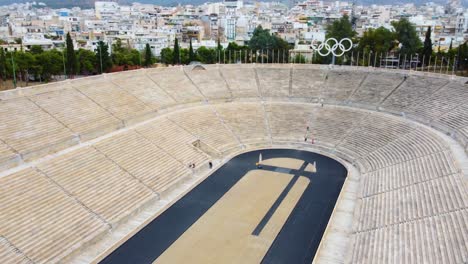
[224,0,243,40]
[95,1,120,20]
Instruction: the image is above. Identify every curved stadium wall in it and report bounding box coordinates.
[0,64,466,264]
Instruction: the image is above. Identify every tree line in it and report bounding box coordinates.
[0,33,155,85]
[161,16,467,74]
[0,17,467,87]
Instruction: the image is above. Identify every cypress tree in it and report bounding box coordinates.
[95,41,112,73]
[173,38,180,65]
[217,37,222,50]
[449,39,453,51]
[189,38,195,63]
[422,26,432,64]
[0,49,6,81]
[144,43,152,67]
[65,32,76,77]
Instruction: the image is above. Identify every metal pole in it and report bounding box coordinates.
[440,57,443,74]
[433,56,437,73]
[356,51,360,68]
[428,55,431,72]
[10,51,16,88]
[397,53,401,69]
[138,48,142,67]
[422,55,425,71]
[411,54,414,71]
[386,52,389,69]
[99,43,103,74]
[452,56,456,76]
[373,51,377,67]
[224,49,226,64]
[446,57,449,75]
[350,51,353,66]
[403,54,407,70]
[62,50,66,79]
[368,51,371,67]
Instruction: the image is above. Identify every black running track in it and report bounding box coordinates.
[100,149,347,264]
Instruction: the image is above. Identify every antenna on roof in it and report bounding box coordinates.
[351,0,357,30]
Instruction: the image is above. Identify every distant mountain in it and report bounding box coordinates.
[0,0,466,9]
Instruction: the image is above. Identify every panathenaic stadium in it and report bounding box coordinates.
[0,64,467,264]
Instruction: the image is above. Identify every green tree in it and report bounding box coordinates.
[65,32,77,77]
[77,48,97,75]
[35,49,62,81]
[455,41,468,73]
[173,38,180,65]
[196,46,216,64]
[179,48,190,65]
[144,43,153,67]
[326,15,357,40]
[29,45,44,55]
[391,18,422,56]
[188,38,195,63]
[358,27,395,54]
[111,38,140,66]
[14,51,34,83]
[0,49,6,81]
[422,26,432,64]
[95,41,112,73]
[249,26,290,52]
[160,47,173,65]
[293,53,306,63]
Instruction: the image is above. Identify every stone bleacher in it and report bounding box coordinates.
[337,114,416,157]
[72,78,155,125]
[406,81,468,121]
[349,208,468,264]
[0,64,466,264]
[184,65,232,101]
[0,97,76,162]
[291,65,325,100]
[0,168,108,263]
[256,65,291,97]
[146,67,204,104]
[30,88,123,141]
[360,151,457,197]
[323,69,367,102]
[167,106,241,152]
[381,75,448,111]
[94,131,191,193]
[136,117,209,166]
[109,70,177,110]
[37,147,157,225]
[348,71,405,105]
[214,102,269,144]
[219,64,260,99]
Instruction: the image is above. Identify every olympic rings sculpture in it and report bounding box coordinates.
[310,38,353,57]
